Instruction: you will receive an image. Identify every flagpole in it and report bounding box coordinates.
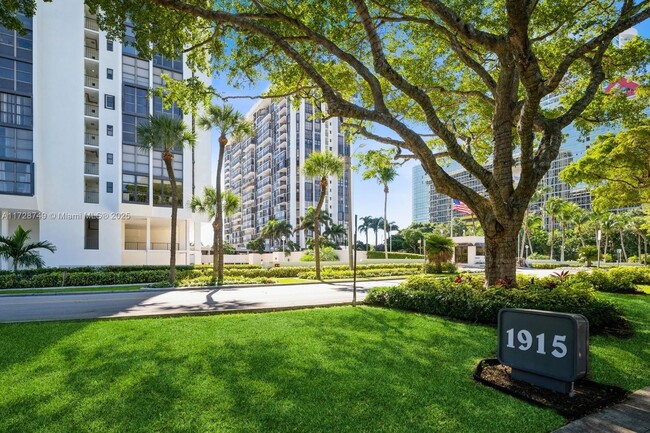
[450,199,454,237]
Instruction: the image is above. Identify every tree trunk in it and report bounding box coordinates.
[313,176,328,280]
[163,152,177,285]
[214,137,227,284]
[620,230,628,262]
[365,231,369,251]
[560,224,565,262]
[549,217,555,260]
[383,184,388,260]
[527,229,534,256]
[604,234,609,263]
[484,223,519,287]
[638,233,642,262]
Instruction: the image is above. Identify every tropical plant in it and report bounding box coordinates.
[543,197,565,261]
[138,114,195,284]
[557,201,579,262]
[628,211,648,265]
[600,213,620,263]
[198,104,253,284]
[190,186,240,269]
[260,219,293,251]
[425,234,455,274]
[302,151,344,279]
[246,237,265,254]
[0,226,56,272]
[294,207,333,238]
[357,149,398,259]
[324,223,347,246]
[358,216,374,251]
[369,217,383,248]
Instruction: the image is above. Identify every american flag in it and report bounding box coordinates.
[452,199,473,215]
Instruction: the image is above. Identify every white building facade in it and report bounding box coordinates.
[0,1,212,268]
[223,97,350,251]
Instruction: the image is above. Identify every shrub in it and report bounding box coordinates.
[528,253,550,260]
[300,247,339,262]
[367,251,424,259]
[571,267,649,293]
[366,274,630,335]
[424,262,457,274]
[578,246,598,266]
[530,263,559,269]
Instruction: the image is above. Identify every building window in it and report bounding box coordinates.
[152,178,182,207]
[122,85,148,115]
[0,159,32,195]
[106,68,113,80]
[0,92,32,127]
[106,181,113,193]
[106,40,113,51]
[122,56,149,87]
[106,153,113,164]
[152,149,182,179]
[0,58,32,93]
[106,124,113,136]
[122,115,148,144]
[104,94,115,110]
[0,126,32,161]
[84,217,99,250]
[153,54,183,72]
[122,173,149,203]
[122,144,149,173]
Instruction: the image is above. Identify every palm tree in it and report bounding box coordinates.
[358,216,373,251]
[615,213,630,262]
[358,150,398,259]
[544,197,565,260]
[138,114,195,284]
[386,221,399,252]
[198,104,253,284]
[600,213,620,262]
[324,223,347,246]
[294,207,333,236]
[0,225,56,272]
[425,233,455,273]
[260,219,293,251]
[520,212,542,257]
[190,187,240,270]
[519,185,550,258]
[370,217,383,248]
[302,151,344,279]
[628,211,647,264]
[571,207,590,248]
[557,201,579,262]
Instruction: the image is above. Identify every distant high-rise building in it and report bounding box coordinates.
[223,97,350,250]
[0,2,212,269]
[412,164,431,223]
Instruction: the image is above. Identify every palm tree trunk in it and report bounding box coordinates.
[604,234,609,263]
[365,231,369,251]
[527,229,534,256]
[314,177,328,280]
[163,153,177,285]
[549,217,555,260]
[638,233,642,261]
[384,184,388,260]
[560,224,565,262]
[620,230,628,262]
[214,138,226,284]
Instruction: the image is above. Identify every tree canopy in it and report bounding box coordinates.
[15,0,650,284]
[561,120,650,211]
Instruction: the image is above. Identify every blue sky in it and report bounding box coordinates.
[209,21,650,233]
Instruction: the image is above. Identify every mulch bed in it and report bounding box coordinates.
[474,358,628,420]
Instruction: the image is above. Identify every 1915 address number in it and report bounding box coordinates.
[505,328,568,358]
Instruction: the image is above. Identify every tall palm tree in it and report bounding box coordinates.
[557,201,578,262]
[190,187,240,269]
[358,216,373,251]
[615,213,630,262]
[302,151,344,279]
[294,207,333,236]
[519,185,550,258]
[260,219,293,251]
[544,197,565,260]
[571,207,590,248]
[386,221,399,252]
[600,213,620,262]
[358,150,398,259]
[138,114,195,284]
[324,223,347,246]
[628,211,647,264]
[198,104,253,284]
[425,233,455,273]
[0,226,56,272]
[370,217,383,248]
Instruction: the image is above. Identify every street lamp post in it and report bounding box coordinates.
[282,235,286,256]
[525,245,529,259]
[346,142,366,269]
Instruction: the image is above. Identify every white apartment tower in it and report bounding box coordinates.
[0,1,212,268]
[223,97,350,250]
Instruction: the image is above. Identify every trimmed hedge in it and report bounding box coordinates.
[367,251,424,259]
[366,274,630,335]
[572,268,648,294]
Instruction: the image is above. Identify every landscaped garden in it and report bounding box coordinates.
[0,288,647,433]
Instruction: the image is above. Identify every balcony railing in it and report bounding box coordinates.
[125,242,146,251]
[84,162,99,175]
[84,190,99,203]
[84,75,99,89]
[150,242,181,250]
[85,104,98,117]
[85,17,99,31]
[84,46,99,60]
[84,133,98,146]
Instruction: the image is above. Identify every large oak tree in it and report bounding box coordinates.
[15,0,650,285]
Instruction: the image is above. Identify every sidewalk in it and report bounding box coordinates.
[554,387,650,433]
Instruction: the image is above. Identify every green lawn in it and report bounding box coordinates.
[0,294,647,433]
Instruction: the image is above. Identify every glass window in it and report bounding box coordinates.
[153,96,182,119]
[106,68,113,80]
[122,115,148,144]
[152,67,182,88]
[104,94,115,110]
[84,217,99,249]
[122,143,149,173]
[153,54,183,72]
[153,149,182,179]
[0,159,32,194]
[106,181,113,193]
[0,126,32,160]
[122,173,149,203]
[0,92,32,127]
[106,124,113,136]
[106,40,113,51]
[107,153,113,164]
[122,85,148,115]
[152,178,182,206]
[122,56,149,87]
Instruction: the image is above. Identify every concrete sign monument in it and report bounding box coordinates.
[497,308,589,394]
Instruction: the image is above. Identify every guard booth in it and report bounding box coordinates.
[451,236,485,265]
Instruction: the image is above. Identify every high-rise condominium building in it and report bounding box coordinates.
[0,2,212,269]
[223,97,350,251]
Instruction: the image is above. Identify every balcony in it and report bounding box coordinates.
[85,132,98,146]
[85,104,98,118]
[124,242,146,251]
[151,242,181,250]
[84,46,99,61]
[84,75,99,89]
[85,17,99,31]
[84,161,99,175]
[84,190,99,203]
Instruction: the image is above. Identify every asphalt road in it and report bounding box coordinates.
[0,280,403,323]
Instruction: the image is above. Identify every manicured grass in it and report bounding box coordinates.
[0,308,563,433]
[0,295,647,433]
[0,285,146,295]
